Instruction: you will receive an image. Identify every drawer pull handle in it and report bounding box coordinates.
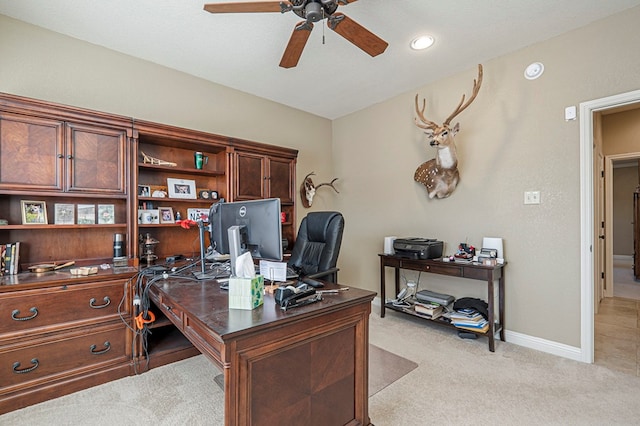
[89,296,111,309]
[13,358,39,374]
[90,341,111,355]
[11,307,38,321]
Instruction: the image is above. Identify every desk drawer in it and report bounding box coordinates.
[149,290,184,329]
[0,323,126,389]
[0,280,125,337]
[401,260,462,277]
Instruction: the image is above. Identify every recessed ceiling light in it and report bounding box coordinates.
[524,62,544,80]
[410,35,435,51]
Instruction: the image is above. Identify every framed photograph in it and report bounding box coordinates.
[138,184,151,197]
[77,204,96,224]
[159,207,175,224]
[54,203,75,225]
[138,209,160,225]
[98,204,115,224]
[187,208,209,222]
[21,200,48,225]
[210,190,219,200]
[167,178,197,199]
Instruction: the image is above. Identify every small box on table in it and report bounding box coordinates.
[229,275,264,310]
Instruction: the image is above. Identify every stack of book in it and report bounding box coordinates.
[413,301,443,319]
[450,308,489,333]
[1,242,21,275]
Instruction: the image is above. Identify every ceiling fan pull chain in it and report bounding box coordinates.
[322,9,326,44]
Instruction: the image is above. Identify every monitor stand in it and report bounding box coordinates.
[193,219,219,280]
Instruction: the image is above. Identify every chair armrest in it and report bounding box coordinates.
[306,267,340,281]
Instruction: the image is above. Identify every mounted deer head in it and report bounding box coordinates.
[300,172,340,208]
[414,64,483,199]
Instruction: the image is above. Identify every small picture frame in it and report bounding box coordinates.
[138,185,151,197]
[54,203,75,225]
[210,190,219,200]
[138,209,160,225]
[159,207,175,224]
[77,204,96,224]
[21,200,48,225]
[167,178,197,199]
[187,208,209,222]
[98,204,115,224]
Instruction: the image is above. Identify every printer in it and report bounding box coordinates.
[393,237,443,260]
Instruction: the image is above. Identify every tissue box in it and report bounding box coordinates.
[228,275,264,310]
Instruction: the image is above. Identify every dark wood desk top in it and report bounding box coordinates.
[151,278,376,341]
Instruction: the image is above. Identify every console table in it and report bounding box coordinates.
[148,278,375,426]
[379,254,505,352]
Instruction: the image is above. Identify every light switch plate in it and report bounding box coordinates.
[565,106,577,121]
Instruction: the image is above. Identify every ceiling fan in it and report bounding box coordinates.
[203,0,388,68]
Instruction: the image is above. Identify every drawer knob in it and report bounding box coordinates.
[89,296,111,309]
[90,341,111,355]
[11,307,38,321]
[12,358,39,374]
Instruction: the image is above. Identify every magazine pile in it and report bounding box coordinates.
[449,307,488,333]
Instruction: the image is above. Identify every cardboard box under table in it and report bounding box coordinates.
[229,275,264,310]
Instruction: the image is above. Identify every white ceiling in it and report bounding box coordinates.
[2,0,639,119]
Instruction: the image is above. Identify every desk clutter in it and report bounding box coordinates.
[388,285,491,336]
[383,236,505,265]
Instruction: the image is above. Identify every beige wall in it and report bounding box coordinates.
[612,166,637,256]
[0,14,334,208]
[3,6,640,350]
[603,109,640,256]
[332,6,640,347]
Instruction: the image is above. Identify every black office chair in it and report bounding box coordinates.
[288,211,344,283]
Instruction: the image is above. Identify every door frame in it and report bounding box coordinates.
[580,88,640,363]
[605,152,640,298]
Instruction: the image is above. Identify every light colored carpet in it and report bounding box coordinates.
[3,301,640,425]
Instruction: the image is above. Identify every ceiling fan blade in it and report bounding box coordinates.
[279,21,313,69]
[328,13,388,57]
[204,1,291,14]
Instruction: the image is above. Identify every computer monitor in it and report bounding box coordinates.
[209,198,283,262]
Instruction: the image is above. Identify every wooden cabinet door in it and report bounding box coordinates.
[268,156,294,203]
[65,122,127,194]
[0,112,64,191]
[234,151,265,200]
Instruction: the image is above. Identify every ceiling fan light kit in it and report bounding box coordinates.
[204,0,388,68]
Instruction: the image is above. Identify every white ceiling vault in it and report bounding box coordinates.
[1,0,639,119]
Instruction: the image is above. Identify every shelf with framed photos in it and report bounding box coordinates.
[0,93,134,270]
[133,120,229,262]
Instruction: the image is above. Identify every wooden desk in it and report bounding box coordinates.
[379,255,505,352]
[148,279,375,426]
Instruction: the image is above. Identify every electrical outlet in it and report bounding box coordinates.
[524,191,541,205]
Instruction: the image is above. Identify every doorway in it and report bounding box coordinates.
[579,88,640,364]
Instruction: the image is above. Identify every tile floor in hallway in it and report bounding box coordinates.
[595,258,640,376]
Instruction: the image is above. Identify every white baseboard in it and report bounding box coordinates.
[372,296,585,362]
[503,330,583,362]
[613,254,633,262]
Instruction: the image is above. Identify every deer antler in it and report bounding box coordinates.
[315,178,340,193]
[414,94,439,131]
[443,64,483,127]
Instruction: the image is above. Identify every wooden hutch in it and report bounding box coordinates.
[0,92,297,414]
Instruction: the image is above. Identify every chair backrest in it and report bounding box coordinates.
[288,211,344,283]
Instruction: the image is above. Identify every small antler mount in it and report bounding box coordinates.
[300,171,340,208]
